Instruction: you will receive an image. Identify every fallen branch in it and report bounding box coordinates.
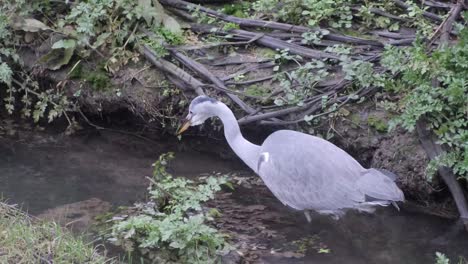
[225,75,275,86]
[440,0,466,43]
[169,50,259,114]
[392,0,443,22]
[351,6,410,22]
[160,0,384,46]
[170,33,264,51]
[259,89,361,125]
[220,61,276,82]
[423,0,455,9]
[210,58,272,67]
[190,24,341,60]
[141,45,205,96]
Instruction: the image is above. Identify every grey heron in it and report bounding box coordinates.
[178,95,405,221]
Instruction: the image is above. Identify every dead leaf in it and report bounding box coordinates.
[10,16,50,32]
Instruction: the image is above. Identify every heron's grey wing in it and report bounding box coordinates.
[356,169,405,202]
[257,130,365,211]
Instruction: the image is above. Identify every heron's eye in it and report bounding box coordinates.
[189,110,193,114]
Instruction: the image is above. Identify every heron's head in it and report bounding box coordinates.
[177,95,218,135]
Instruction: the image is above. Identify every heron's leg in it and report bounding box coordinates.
[304,210,312,223]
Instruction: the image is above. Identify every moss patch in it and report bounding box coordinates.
[68,62,112,91]
[367,115,388,132]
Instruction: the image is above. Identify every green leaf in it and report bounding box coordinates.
[0,62,13,86]
[92,32,111,49]
[162,14,182,34]
[52,39,77,50]
[138,0,156,25]
[38,46,75,70]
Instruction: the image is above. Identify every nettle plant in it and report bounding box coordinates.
[381,31,468,179]
[110,153,231,263]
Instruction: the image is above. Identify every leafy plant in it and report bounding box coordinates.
[381,30,468,179]
[253,0,353,28]
[436,252,450,264]
[301,29,330,45]
[189,5,217,25]
[222,2,250,18]
[357,1,400,31]
[110,153,231,263]
[399,0,434,37]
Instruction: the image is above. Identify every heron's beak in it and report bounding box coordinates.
[177,119,191,135]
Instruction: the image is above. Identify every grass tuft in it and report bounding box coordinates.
[0,202,115,264]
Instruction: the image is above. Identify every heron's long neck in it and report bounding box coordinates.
[216,103,260,172]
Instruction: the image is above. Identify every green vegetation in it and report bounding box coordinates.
[252,0,352,27]
[367,115,389,133]
[110,153,232,263]
[0,0,183,124]
[435,252,468,264]
[0,202,113,263]
[222,2,250,18]
[381,30,468,179]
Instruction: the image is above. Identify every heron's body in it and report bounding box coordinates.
[259,130,404,218]
[180,96,405,220]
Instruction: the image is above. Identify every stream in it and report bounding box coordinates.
[0,126,467,264]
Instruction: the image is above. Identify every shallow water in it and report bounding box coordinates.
[0,128,467,264]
